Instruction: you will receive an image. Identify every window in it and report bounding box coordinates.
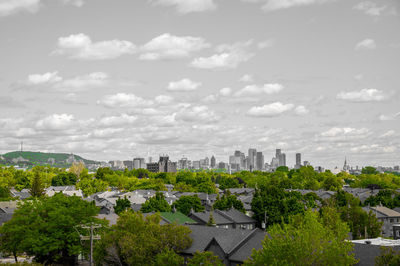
[390,219,394,223]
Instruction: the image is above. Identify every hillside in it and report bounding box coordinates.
[0,151,99,168]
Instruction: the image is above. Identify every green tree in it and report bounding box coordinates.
[51,172,77,186]
[141,192,171,213]
[276,166,289,173]
[29,170,45,197]
[94,212,192,266]
[0,193,103,264]
[154,248,184,266]
[114,197,131,215]
[172,195,204,215]
[362,166,378,175]
[244,210,357,266]
[213,194,245,213]
[187,251,224,266]
[207,212,215,226]
[375,247,400,266]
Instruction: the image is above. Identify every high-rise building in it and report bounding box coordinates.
[147,155,177,173]
[295,153,302,169]
[178,157,189,169]
[133,158,146,169]
[210,156,216,168]
[248,148,257,171]
[275,149,286,167]
[123,160,133,170]
[256,151,264,171]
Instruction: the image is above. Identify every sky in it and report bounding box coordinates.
[0,0,399,169]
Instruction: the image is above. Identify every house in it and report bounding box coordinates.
[46,186,83,198]
[343,187,380,203]
[225,188,255,196]
[0,201,18,214]
[189,209,256,230]
[237,195,253,216]
[181,224,266,265]
[351,237,400,266]
[97,213,119,226]
[142,211,196,225]
[175,192,218,210]
[10,188,31,200]
[363,205,400,237]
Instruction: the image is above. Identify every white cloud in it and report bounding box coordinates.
[219,87,232,96]
[190,40,254,69]
[155,95,174,105]
[0,0,40,16]
[175,105,219,123]
[257,39,275,49]
[355,39,376,50]
[28,71,62,84]
[337,88,385,102]
[321,127,369,137]
[55,72,109,91]
[98,93,153,108]
[99,114,137,127]
[294,105,309,115]
[167,78,201,91]
[379,112,400,121]
[140,33,210,60]
[151,0,217,14]
[380,130,395,138]
[53,33,136,60]
[260,0,336,11]
[60,0,84,7]
[234,83,283,97]
[246,102,294,117]
[238,74,254,83]
[26,71,109,91]
[35,114,75,131]
[353,1,387,16]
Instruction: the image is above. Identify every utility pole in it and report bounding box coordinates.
[77,223,101,266]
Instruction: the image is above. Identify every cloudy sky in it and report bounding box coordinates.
[1,0,399,169]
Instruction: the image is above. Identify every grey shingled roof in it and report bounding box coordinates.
[182,225,266,263]
[183,225,255,254]
[189,211,232,225]
[0,213,13,226]
[216,209,256,224]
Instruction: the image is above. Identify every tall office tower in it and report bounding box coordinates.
[248,148,257,171]
[240,152,246,169]
[210,156,216,169]
[256,151,264,171]
[133,158,146,169]
[234,150,242,157]
[178,157,189,169]
[280,153,286,167]
[276,149,281,158]
[295,153,302,169]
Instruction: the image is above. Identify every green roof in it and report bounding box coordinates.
[160,211,196,225]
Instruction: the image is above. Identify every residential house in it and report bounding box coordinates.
[181,224,266,265]
[351,237,400,266]
[363,205,400,237]
[189,209,256,230]
[46,186,83,198]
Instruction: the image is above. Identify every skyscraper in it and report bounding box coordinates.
[256,151,264,171]
[276,149,286,167]
[295,153,301,169]
[210,155,216,169]
[248,148,257,171]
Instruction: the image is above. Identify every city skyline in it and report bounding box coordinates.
[1,0,400,170]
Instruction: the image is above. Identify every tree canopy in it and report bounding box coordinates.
[0,193,103,264]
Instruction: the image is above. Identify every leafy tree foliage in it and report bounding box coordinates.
[141,192,171,213]
[94,212,192,266]
[29,170,45,197]
[76,177,108,196]
[213,193,245,213]
[244,210,358,266]
[0,193,102,264]
[172,195,204,215]
[51,172,77,186]
[375,247,400,266]
[114,197,131,215]
[364,189,400,209]
[154,248,184,266]
[332,191,382,239]
[275,166,289,173]
[187,251,224,266]
[362,166,379,175]
[251,186,308,228]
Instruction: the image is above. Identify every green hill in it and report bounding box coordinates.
[0,151,99,168]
